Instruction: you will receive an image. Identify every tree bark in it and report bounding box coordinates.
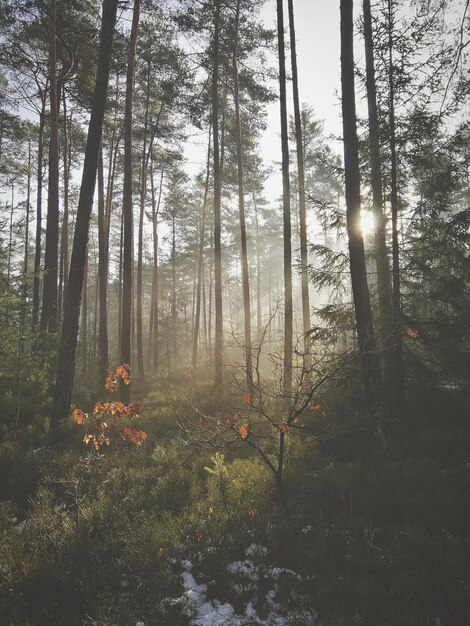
[58,87,70,325]
[136,62,151,382]
[287,0,311,355]
[232,0,253,391]
[150,162,163,372]
[50,0,118,426]
[387,0,405,416]
[32,94,46,331]
[276,0,293,396]
[363,0,393,324]
[340,0,385,430]
[192,128,211,368]
[120,0,141,403]
[97,146,108,383]
[40,0,60,334]
[212,0,224,387]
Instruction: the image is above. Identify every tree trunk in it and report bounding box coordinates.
[212,0,223,387]
[253,194,262,336]
[171,216,177,371]
[232,0,253,391]
[120,0,141,403]
[7,184,14,288]
[388,0,405,416]
[192,128,211,368]
[32,95,46,331]
[58,87,70,325]
[118,208,124,358]
[81,254,88,378]
[150,163,163,372]
[40,0,60,334]
[23,140,31,306]
[363,0,392,324]
[287,0,311,355]
[50,0,118,426]
[276,0,293,396]
[340,0,385,430]
[97,146,108,383]
[136,63,152,382]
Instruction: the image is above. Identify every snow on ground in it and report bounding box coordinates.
[178,545,317,626]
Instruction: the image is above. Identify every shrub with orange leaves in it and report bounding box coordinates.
[72,364,146,452]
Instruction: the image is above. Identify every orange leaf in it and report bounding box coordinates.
[242,392,250,404]
[309,403,321,415]
[121,427,147,447]
[115,363,131,385]
[73,408,87,425]
[237,422,250,440]
[104,371,119,393]
[114,401,127,418]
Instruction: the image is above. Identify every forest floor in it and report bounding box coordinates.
[0,377,469,626]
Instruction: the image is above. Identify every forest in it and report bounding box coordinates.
[0,0,469,624]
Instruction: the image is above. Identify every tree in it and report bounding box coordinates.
[120,0,141,403]
[51,0,119,426]
[39,0,60,335]
[276,0,293,397]
[362,0,393,341]
[232,0,253,392]
[340,0,385,433]
[287,0,311,357]
[212,0,224,388]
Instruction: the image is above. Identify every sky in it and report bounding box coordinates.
[258,0,344,204]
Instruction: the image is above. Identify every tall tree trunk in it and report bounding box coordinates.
[287,0,311,356]
[232,0,253,391]
[23,139,31,306]
[81,254,88,378]
[208,226,213,361]
[363,0,392,324]
[32,95,46,331]
[340,0,385,431]
[253,194,262,336]
[7,184,14,287]
[50,0,118,426]
[120,0,141,403]
[150,163,163,372]
[40,0,60,334]
[192,128,211,368]
[97,146,108,383]
[171,216,177,371]
[118,208,124,358]
[276,0,293,395]
[388,0,405,416]
[136,63,151,382]
[212,0,223,387]
[58,87,70,324]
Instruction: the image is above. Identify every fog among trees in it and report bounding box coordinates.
[1,0,469,624]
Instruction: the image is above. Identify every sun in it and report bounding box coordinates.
[360,211,375,237]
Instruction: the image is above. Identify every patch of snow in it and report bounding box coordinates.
[14,519,28,534]
[178,549,316,626]
[244,543,268,558]
[226,559,258,581]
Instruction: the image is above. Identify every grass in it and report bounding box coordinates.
[0,380,469,625]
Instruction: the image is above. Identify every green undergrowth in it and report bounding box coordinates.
[0,380,469,625]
